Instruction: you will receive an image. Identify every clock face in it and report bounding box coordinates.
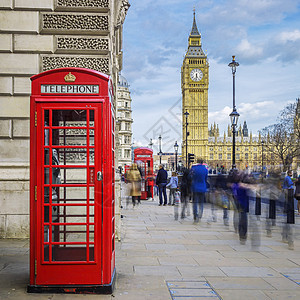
[190,69,203,81]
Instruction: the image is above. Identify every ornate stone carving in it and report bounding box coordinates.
[56,0,109,9]
[56,36,109,52]
[117,0,130,27]
[42,13,108,32]
[42,55,109,74]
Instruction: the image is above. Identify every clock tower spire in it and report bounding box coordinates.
[181,11,209,165]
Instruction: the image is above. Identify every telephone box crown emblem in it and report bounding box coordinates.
[64,72,76,82]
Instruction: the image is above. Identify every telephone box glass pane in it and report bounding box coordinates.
[52,205,88,224]
[56,186,87,203]
[52,225,87,243]
[56,148,87,165]
[52,129,87,146]
[89,110,94,127]
[52,109,87,126]
[44,110,49,125]
[89,129,94,146]
[89,187,94,202]
[89,149,94,165]
[59,168,87,184]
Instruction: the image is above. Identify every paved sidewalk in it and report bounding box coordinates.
[1,194,300,299]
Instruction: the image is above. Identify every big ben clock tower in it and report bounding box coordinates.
[182,11,209,164]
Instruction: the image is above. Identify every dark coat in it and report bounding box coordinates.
[156,168,168,185]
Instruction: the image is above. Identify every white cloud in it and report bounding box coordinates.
[279,30,300,43]
[236,39,263,59]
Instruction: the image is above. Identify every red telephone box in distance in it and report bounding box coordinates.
[28,68,115,294]
[134,147,154,200]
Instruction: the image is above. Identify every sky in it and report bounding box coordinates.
[121,0,300,153]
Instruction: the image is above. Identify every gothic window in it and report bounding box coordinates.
[209,147,213,151]
[218,154,222,160]
[210,153,214,160]
[236,154,240,160]
[227,154,231,160]
[245,153,249,160]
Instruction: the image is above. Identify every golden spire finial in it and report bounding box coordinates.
[232,55,236,61]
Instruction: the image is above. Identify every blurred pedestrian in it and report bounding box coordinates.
[190,158,208,223]
[167,171,178,205]
[180,168,191,218]
[282,169,295,250]
[294,175,300,215]
[126,163,142,207]
[156,165,168,206]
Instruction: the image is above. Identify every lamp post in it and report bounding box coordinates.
[158,135,162,164]
[261,140,264,172]
[184,111,190,168]
[228,56,240,169]
[174,141,179,171]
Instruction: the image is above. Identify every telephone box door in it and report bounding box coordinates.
[35,102,103,285]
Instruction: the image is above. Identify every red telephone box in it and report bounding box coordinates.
[134,147,154,200]
[28,68,115,294]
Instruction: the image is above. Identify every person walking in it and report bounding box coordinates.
[126,163,142,207]
[180,167,191,219]
[156,165,168,206]
[282,169,295,250]
[167,172,178,205]
[294,175,300,215]
[190,158,208,223]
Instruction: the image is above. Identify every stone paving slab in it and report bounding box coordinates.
[133,265,181,277]
[207,277,275,290]
[167,281,211,289]
[165,250,225,259]
[248,258,299,268]
[263,290,300,299]
[170,287,219,297]
[184,244,234,251]
[263,277,300,290]
[172,297,219,300]
[177,266,226,277]
[194,257,254,267]
[158,256,198,266]
[220,266,281,277]
[218,250,268,258]
[145,243,186,251]
[217,289,271,300]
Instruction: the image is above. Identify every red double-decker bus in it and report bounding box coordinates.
[134,147,154,200]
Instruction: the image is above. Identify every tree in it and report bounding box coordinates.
[260,98,300,171]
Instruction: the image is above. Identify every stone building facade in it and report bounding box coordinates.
[116,74,133,170]
[0,0,130,238]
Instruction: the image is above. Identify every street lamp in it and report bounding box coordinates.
[158,135,162,164]
[174,141,179,171]
[261,140,264,172]
[228,56,239,169]
[184,111,190,167]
